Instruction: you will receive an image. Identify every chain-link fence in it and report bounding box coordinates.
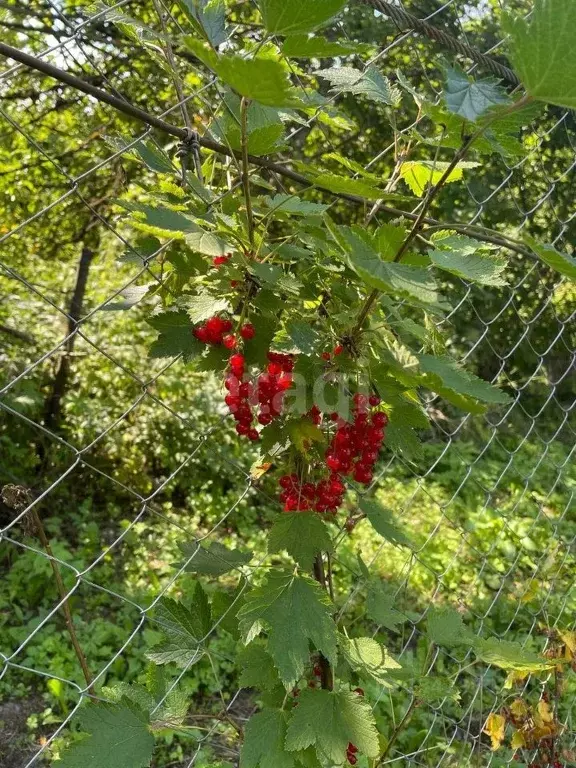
[1,1,575,767]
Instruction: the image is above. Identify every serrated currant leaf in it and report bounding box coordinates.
[180,540,253,575]
[399,160,478,197]
[57,702,154,768]
[185,39,305,107]
[444,65,509,122]
[286,418,325,453]
[133,139,174,173]
[282,35,369,59]
[524,235,576,281]
[428,234,508,286]
[502,0,576,109]
[317,66,401,105]
[285,689,380,762]
[334,225,439,304]
[102,284,151,311]
[417,354,512,407]
[359,499,412,548]
[427,606,475,647]
[264,195,328,216]
[474,638,553,672]
[385,421,423,460]
[178,0,227,46]
[147,590,209,666]
[259,0,346,34]
[267,513,333,569]
[147,309,203,361]
[238,643,281,691]
[415,675,461,706]
[366,581,407,631]
[286,321,321,355]
[237,571,337,687]
[184,294,230,324]
[241,709,294,768]
[340,634,401,687]
[375,222,409,261]
[211,584,245,637]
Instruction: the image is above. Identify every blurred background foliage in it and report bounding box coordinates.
[0,0,574,766]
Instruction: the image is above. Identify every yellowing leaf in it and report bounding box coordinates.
[483,713,506,750]
[504,670,529,689]
[510,698,529,719]
[537,700,554,724]
[399,161,478,197]
[559,631,576,660]
[511,731,526,749]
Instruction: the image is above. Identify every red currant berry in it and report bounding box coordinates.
[240,323,256,340]
[369,394,381,406]
[313,664,322,677]
[258,413,272,425]
[236,424,249,436]
[194,325,209,343]
[229,353,245,369]
[348,756,357,766]
[213,255,229,266]
[223,334,237,349]
[321,352,331,361]
[267,362,282,376]
[372,411,388,428]
[248,428,259,441]
[333,344,344,355]
[326,456,341,472]
[347,744,358,755]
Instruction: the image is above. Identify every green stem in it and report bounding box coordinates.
[352,94,533,336]
[313,553,334,691]
[240,97,255,252]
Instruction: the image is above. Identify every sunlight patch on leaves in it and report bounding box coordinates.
[316,66,401,105]
[340,634,401,687]
[399,160,479,196]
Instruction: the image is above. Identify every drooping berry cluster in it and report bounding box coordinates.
[278,473,345,514]
[193,315,233,346]
[224,354,259,442]
[325,394,388,486]
[256,352,294,426]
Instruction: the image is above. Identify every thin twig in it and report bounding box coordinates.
[240,97,255,251]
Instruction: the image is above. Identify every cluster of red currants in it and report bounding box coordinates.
[194,317,255,350]
[278,472,346,513]
[224,353,260,441]
[255,352,294,426]
[325,393,388,486]
[193,315,234,347]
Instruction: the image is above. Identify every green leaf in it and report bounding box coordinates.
[184,293,230,324]
[286,418,325,453]
[417,354,512,408]
[263,195,328,216]
[415,676,460,706]
[426,606,475,647]
[133,139,174,173]
[385,422,422,460]
[286,321,320,354]
[502,0,576,109]
[334,226,439,304]
[282,35,369,59]
[238,643,281,691]
[259,0,346,34]
[238,571,337,687]
[57,702,154,768]
[180,540,253,575]
[185,39,305,107]
[366,581,407,631]
[359,499,412,548]
[147,309,203,362]
[399,160,478,197]
[443,65,509,122]
[340,635,401,686]
[474,638,553,672]
[312,173,389,200]
[123,202,199,233]
[147,591,209,666]
[178,0,227,46]
[375,222,409,261]
[211,585,245,637]
[428,233,508,286]
[285,689,380,761]
[251,263,303,295]
[241,709,294,768]
[267,513,333,570]
[316,66,401,105]
[524,235,576,280]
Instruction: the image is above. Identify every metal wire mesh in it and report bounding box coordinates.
[0,1,575,767]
